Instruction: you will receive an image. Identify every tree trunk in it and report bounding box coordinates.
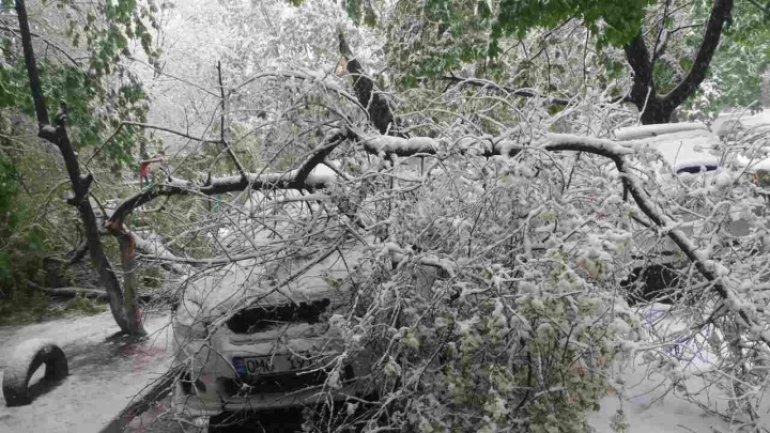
[115,228,145,335]
[15,0,145,336]
[639,98,676,124]
[339,33,397,135]
[623,0,734,125]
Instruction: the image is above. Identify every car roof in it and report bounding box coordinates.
[714,110,770,172]
[614,123,720,174]
[713,109,770,132]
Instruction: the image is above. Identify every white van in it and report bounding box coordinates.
[613,123,721,305]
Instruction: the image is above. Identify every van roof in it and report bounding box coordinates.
[615,123,720,174]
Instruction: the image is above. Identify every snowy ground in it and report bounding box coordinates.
[589,304,770,433]
[0,311,174,433]
[1,308,767,432]
[588,361,736,433]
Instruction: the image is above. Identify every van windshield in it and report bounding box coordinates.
[676,164,718,174]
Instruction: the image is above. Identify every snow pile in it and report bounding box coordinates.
[590,304,770,432]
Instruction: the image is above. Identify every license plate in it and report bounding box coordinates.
[233,354,314,377]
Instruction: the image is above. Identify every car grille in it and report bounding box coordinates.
[218,365,355,396]
[227,298,331,334]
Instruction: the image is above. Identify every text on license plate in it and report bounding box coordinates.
[234,354,314,376]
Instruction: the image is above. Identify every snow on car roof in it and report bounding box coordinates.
[739,110,770,129]
[734,154,770,172]
[713,110,770,172]
[614,123,720,173]
[713,109,770,133]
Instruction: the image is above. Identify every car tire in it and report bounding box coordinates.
[2,339,68,407]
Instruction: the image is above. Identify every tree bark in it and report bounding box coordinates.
[339,33,397,135]
[623,0,734,124]
[15,0,144,336]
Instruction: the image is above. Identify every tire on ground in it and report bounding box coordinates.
[2,339,68,406]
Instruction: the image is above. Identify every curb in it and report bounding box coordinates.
[99,364,182,433]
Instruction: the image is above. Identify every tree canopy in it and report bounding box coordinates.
[1,0,770,431]
[334,0,769,123]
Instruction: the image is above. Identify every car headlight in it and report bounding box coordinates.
[173,316,209,341]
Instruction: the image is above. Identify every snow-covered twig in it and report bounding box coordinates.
[107,130,349,227]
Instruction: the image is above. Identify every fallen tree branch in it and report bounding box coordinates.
[15,0,141,335]
[132,232,188,275]
[44,287,110,301]
[42,287,159,304]
[107,129,350,227]
[353,129,770,348]
[547,134,770,348]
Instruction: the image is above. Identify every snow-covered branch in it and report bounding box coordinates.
[132,232,188,275]
[542,135,770,348]
[357,129,769,347]
[355,131,636,160]
[107,130,348,227]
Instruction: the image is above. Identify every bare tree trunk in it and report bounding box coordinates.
[14,0,145,336]
[623,0,734,124]
[116,230,144,334]
[338,33,397,135]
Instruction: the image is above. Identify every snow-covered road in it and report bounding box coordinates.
[0,312,174,433]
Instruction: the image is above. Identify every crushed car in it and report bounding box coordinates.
[170,235,445,430]
[171,242,369,420]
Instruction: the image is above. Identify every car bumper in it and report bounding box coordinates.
[171,379,365,417]
[170,339,366,417]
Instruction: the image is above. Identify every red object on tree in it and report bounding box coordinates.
[138,156,164,186]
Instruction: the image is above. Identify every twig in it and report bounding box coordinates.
[0,24,80,67]
[217,61,247,180]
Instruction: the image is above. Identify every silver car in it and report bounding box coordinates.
[170,244,373,424]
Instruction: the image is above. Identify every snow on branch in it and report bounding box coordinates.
[441,74,571,107]
[358,129,770,347]
[132,232,188,275]
[233,69,362,110]
[381,242,456,279]
[107,130,349,228]
[542,135,770,348]
[355,131,637,159]
[360,135,442,157]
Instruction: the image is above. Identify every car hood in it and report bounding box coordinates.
[175,245,365,325]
